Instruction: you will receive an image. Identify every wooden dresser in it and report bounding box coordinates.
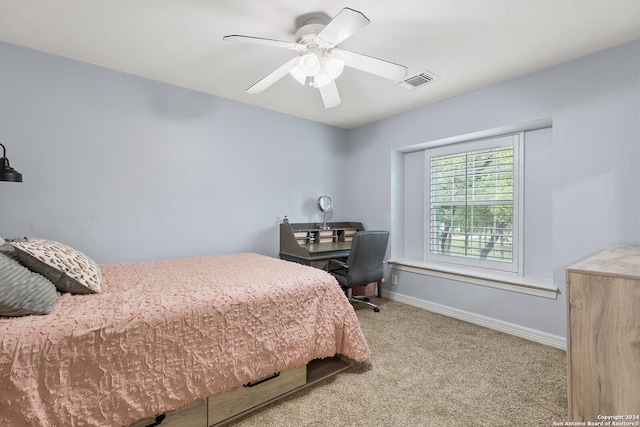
[566,246,640,421]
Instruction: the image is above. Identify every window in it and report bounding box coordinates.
[391,126,556,297]
[425,134,522,273]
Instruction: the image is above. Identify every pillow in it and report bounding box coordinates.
[0,251,59,316]
[9,238,102,294]
[0,237,27,262]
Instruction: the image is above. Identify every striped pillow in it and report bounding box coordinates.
[0,251,59,316]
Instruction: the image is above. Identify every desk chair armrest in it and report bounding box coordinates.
[326,258,349,270]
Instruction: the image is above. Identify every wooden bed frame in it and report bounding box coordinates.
[129,356,351,427]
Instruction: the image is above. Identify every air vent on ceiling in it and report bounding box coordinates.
[397,70,439,90]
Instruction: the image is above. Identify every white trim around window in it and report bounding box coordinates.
[387,258,558,299]
[424,133,524,274]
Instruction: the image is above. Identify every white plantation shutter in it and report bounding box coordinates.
[426,134,521,272]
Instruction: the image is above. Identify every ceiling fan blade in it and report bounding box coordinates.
[316,7,370,47]
[341,49,407,81]
[223,34,299,50]
[247,57,300,94]
[318,81,341,108]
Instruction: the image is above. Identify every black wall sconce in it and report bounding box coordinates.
[0,143,23,182]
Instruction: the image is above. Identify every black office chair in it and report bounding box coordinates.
[327,230,389,312]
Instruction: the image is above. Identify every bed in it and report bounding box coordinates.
[0,239,370,427]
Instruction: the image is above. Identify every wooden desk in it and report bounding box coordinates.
[279,222,364,267]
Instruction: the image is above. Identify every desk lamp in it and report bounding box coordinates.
[0,143,23,182]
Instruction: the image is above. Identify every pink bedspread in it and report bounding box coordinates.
[0,253,369,426]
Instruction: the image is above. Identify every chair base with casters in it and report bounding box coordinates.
[326,230,389,313]
[345,283,381,312]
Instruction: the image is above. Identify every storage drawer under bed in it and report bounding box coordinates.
[129,399,207,427]
[129,364,307,427]
[208,364,307,425]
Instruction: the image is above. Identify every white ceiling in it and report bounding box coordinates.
[0,1,638,129]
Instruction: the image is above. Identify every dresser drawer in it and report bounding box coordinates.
[208,364,307,425]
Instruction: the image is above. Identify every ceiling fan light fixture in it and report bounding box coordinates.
[289,66,307,85]
[312,56,344,88]
[322,56,344,80]
[298,53,321,76]
[312,72,333,88]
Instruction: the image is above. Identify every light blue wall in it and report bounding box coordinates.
[345,40,640,340]
[1,39,638,342]
[0,42,348,263]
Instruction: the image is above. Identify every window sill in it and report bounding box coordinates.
[387,259,558,299]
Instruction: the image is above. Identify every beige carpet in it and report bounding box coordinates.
[228,298,567,427]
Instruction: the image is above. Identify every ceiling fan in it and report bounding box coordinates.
[223,7,408,108]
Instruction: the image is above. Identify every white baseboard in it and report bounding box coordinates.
[381,289,567,350]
